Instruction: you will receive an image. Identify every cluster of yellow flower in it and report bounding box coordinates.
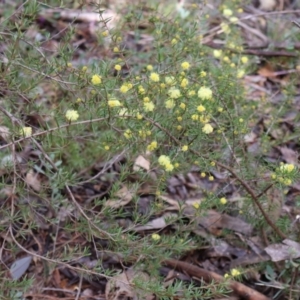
[19,127,32,137]
[224,268,241,278]
[65,109,79,122]
[120,82,133,93]
[91,74,101,85]
[158,155,174,172]
[147,141,158,151]
[272,163,296,186]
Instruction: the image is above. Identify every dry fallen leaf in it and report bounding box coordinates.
[134,213,178,231]
[104,185,134,209]
[0,126,10,142]
[183,208,253,236]
[265,239,300,262]
[105,269,152,300]
[259,0,277,10]
[25,169,41,192]
[133,155,150,171]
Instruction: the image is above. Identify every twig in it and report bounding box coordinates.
[0,115,108,151]
[292,21,300,29]
[214,161,286,239]
[76,150,127,185]
[8,227,112,280]
[75,273,83,300]
[163,259,271,300]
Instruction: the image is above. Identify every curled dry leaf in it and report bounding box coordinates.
[158,195,180,210]
[10,256,32,280]
[134,213,178,232]
[104,185,134,209]
[25,169,41,192]
[133,155,150,171]
[265,239,300,262]
[259,0,277,11]
[105,269,153,300]
[0,126,10,143]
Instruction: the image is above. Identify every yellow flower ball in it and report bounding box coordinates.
[192,202,200,209]
[165,76,176,85]
[144,101,155,112]
[151,233,161,241]
[138,86,145,94]
[165,162,174,171]
[136,113,143,120]
[229,16,238,24]
[120,83,132,93]
[220,197,227,204]
[191,114,199,121]
[181,61,190,70]
[182,145,188,152]
[108,99,122,107]
[213,49,222,58]
[149,72,160,82]
[241,56,248,64]
[202,123,213,134]
[165,99,175,109]
[124,129,132,139]
[237,69,245,79]
[197,105,206,113]
[114,64,121,71]
[19,126,32,137]
[65,110,79,122]
[147,65,153,71]
[198,86,213,100]
[231,269,240,277]
[284,179,292,185]
[158,155,171,165]
[91,74,102,85]
[280,163,295,173]
[180,78,189,88]
[221,22,231,34]
[147,141,158,151]
[223,56,230,63]
[168,87,181,99]
[223,8,233,17]
[199,116,210,124]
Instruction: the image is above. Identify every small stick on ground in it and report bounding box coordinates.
[163,259,271,300]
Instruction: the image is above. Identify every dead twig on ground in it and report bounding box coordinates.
[163,259,271,300]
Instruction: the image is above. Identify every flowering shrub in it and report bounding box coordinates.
[1,1,299,299]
